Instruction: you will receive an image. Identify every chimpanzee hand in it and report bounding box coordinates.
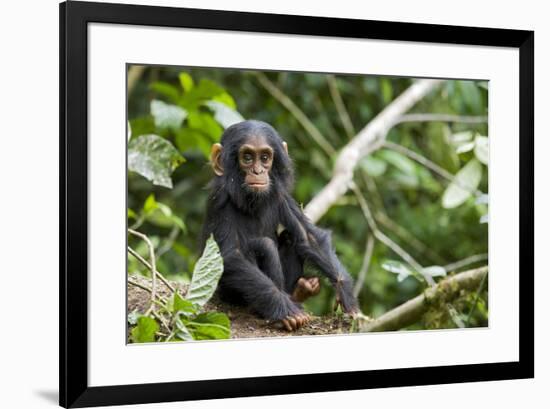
[281,311,311,331]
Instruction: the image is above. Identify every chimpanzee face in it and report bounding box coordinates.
[238,137,274,193]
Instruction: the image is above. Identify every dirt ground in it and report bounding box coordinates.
[128,275,354,339]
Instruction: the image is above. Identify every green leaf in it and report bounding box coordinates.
[189,312,231,340]
[175,127,212,158]
[212,92,237,109]
[178,72,194,93]
[381,260,413,282]
[450,131,474,145]
[150,100,187,130]
[168,293,197,315]
[150,82,180,104]
[175,317,194,341]
[422,266,447,278]
[130,316,158,343]
[379,150,417,175]
[456,141,475,154]
[359,156,387,177]
[441,159,482,209]
[127,208,137,219]
[129,116,155,139]
[204,100,244,129]
[128,134,185,188]
[142,194,186,231]
[474,135,489,165]
[187,111,223,141]
[186,235,224,307]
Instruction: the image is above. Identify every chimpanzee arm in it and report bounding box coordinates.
[280,198,359,313]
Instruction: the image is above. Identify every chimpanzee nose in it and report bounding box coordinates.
[253,166,263,175]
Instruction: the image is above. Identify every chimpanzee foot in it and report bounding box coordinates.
[291,277,321,303]
[281,312,311,331]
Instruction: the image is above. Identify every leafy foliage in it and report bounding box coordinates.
[127,66,489,332]
[128,236,230,343]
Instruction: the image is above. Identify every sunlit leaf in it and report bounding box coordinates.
[150,82,180,104]
[128,134,185,188]
[212,92,237,109]
[456,141,475,154]
[150,100,187,130]
[187,111,223,141]
[441,159,482,209]
[205,100,244,129]
[474,135,489,165]
[422,266,447,278]
[130,316,158,343]
[381,260,413,282]
[178,72,194,93]
[186,235,224,306]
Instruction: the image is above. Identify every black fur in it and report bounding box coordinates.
[201,120,358,320]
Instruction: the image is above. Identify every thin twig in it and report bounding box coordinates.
[394,113,488,126]
[353,236,375,297]
[375,211,446,265]
[128,229,157,310]
[444,253,488,272]
[326,74,356,139]
[157,226,180,258]
[351,184,435,286]
[128,246,176,293]
[254,72,336,156]
[382,141,484,196]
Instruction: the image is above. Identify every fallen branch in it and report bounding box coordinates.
[362,266,488,332]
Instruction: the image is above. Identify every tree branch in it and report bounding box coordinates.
[362,266,488,332]
[128,228,157,310]
[304,79,444,222]
[254,72,336,156]
[353,235,375,297]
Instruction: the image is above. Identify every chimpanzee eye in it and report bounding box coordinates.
[260,154,270,163]
[243,153,253,164]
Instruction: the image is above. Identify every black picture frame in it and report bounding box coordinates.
[60,1,534,407]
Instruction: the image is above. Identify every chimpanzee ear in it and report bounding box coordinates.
[282,141,288,155]
[210,143,224,176]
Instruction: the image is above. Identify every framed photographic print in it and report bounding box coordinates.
[60,1,534,407]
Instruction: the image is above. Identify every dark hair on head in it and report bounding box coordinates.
[213,120,294,212]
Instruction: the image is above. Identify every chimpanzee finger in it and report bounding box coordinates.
[282,318,292,331]
[288,317,298,329]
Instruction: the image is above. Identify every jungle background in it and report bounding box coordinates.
[126,65,489,342]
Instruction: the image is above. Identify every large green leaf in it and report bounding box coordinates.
[186,235,224,306]
[441,158,482,209]
[150,82,180,104]
[474,135,489,165]
[128,134,185,188]
[187,111,223,141]
[205,100,244,129]
[189,312,231,340]
[130,316,158,343]
[150,100,187,130]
